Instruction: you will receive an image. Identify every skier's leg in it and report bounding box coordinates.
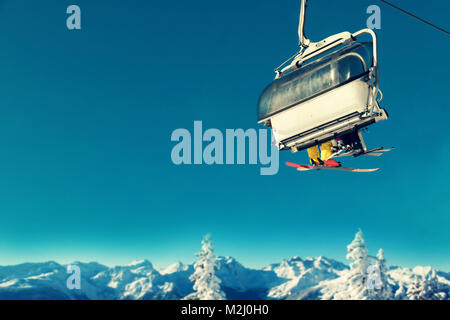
[307,145,319,164]
[320,140,341,167]
[320,141,333,161]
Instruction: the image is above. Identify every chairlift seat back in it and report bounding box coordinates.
[257,42,387,152]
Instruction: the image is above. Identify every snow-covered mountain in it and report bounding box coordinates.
[0,255,448,300]
[265,256,348,299]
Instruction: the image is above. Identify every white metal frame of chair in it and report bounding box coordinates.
[275,0,382,119]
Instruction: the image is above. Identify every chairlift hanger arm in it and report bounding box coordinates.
[298,0,310,48]
[275,0,378,78]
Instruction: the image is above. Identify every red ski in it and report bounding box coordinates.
[286,162,379,173]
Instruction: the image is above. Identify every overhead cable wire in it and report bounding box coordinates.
[379,0,450,35]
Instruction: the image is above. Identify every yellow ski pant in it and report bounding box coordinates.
[307,141,333,163]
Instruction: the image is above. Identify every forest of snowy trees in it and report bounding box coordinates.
[184,231,447,300]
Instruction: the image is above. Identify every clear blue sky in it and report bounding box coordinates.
[0,0,448,270]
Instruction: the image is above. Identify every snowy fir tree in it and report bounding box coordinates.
[407,275,426,300]
[425,270,442,300]
[320,230,372,300]
[343,229,372,299]
[373,248,392,300]
[326,229,375,300]
[407,270,441,300]
[183,234,226,300]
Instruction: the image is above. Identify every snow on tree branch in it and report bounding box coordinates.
[183,234,226,300]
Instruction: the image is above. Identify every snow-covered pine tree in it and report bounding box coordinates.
[425,270,441,300]
[334,229,373,299]
[407,270,441,300]
[373,248,392,300]
[407,275,425,300]
[321,230,393,300]
[183,234,226,300]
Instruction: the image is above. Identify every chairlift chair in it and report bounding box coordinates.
[257,0,390,158]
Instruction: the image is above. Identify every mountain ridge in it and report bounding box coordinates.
[0,255,448,300]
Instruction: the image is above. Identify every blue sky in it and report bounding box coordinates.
[0,0,449,270]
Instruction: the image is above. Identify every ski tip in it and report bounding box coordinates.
[286,162,301,168]
[366,153,383,157]
[354,168,379,172]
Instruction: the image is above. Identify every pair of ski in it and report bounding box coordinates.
[286,162,378,172]
[286,147,394,173]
